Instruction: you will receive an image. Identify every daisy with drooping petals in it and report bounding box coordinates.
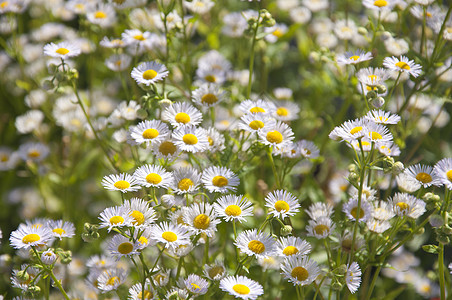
[129,119,170,146]
[184,274,209,296]
[108,234,140,261]
[214,194,254,223]
[150,222,191,250]
[357,67,390,88]
[258,121,295,148]
[390,193,426,219]
[46,220,75,240]
[365,110,401,125]
[219,275,264,300]
[404,164,440,188]
[101,173,141,193]
[98,206,133,232]
[162,102,203,128]
[43,41,81,59]
[121,198,157,228]
[131,61,169,86]
[192,84,226,107]
[336,49,372,65]
[281,256,321,286]
[172,167,202,194]
[265,190,300,219]
[202,166,240,193]
[276,236,311,258]
[238,99,276,115]
[10,225,53,250]
[383,56,422,77]
[172,125,209,153]
[97,268,128,293]
[433,158,452,190]
[152,137,181,160]
[128,279,155,300]
[346,262,362,293]
[235,229,276,259]
[306,202,334,220]
[133,164,173,189]
[343,198,374,222]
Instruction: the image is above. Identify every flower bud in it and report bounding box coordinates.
[392,161,404,174]
[366,91,377,100]
[376,84,387,94]
[371,97,385,108]
[280,225,293,236]
[357,27,368,35]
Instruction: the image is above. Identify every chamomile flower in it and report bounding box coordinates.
[101,173,141,193]
[150,222,191,250]
[108,234,140,261]
[205,127,226,152]
[336,50,373,65]
[100,36,126,48]
[390,193,426,218]
[363,0,397,11]
[121,29,152,49]
[204,260,226,280]
[272,101,300,121]
[239,99,276,115]
[172,125,209,153]
[97,268,128,293]
[350,139,373,152]
[121,198,157,228]
[265,190,300,219]
[152,137,181,160]
[46,220,75,239]
[183,202,220,237]
[349,184,377,201]
[214,194,254,223]
[131,61,169,86]
[15,110,44,134]
[383,56,422,77]
[404,164,439,188]
[258,121,295,148]
[184,0,215,14]
[192,84,226,107]
[281,256,321,286]
[86,4,117,28]
[133,164,173,189]
[219,275,264,300]
[334,19,357,40]
[10,225,53,250]
[343,198,373,222]
[265,23,289,43]
[365,110,401,124]
[86,255,116,271]
[0,147,19,170]
[363,122,393,144]
[222,12,247,38]
[202,166,240,193]
[238,113,276,134]
[184,274,209,295]
[357,67,390,87]
[162,102,203,128]
[235,229,276,259]
[433,158,452,190]
[172,167,202,194]
[329,118,368,142]
[346,262,362,293]
[41,249,58,265]
[98,206,133,232]
[129,120,170,146]
[43,41,81,59]
[297,140,320,159]
[276,236,311,258]
[372,200,395,221]
[128,279,155,300]
[306,202,334,220]
[306,216,335,239]
[105,54,131,72]
[378,142,400,157]
[366,218,391,233]
[18,142,50,162]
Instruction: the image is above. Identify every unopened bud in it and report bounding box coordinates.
[348,164,357,173]
[436,232,450,245]
[17,270,30,281]
[159,99,173,109]
[357,27,368,35]
[376,84,387,94]
[392,161,404,174]
[422,244,439,254]
[136,108,148,119]
[337,264,348,275]
[280,225,293,236]
[366,91,377,100]
[348,172,359,183]
[429,214,444,227]
[371,97,385,108]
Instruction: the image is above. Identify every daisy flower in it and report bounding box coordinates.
[162,102,203,128]
[129,119,170,146]
[121,198,157,228]
[276,236,311,258]
[272,101,300,121]
[306,202,334,220]
[150,222,191,250]
[336,49,373,65]
[192,84,226,107]
[219,275,264,300]
[235,229,276,259]
[128,279,155,300]
[97,268,128,293]
[297,140,320,159]
[0,147,19,170]
[280,256,321,286]
[46,220,75,240]
[238,113,276,134]
[10,225,53,250]
[396,172,422,193]
[258,121,295,148]
[184,0,215,14]
[346,262,362,293]
[214,194,254,223]
[99,36,126,48]
[334,19,357,40]
[265,190,300,219]
[98,206,133,232]
[101,173,141,193]
[18,142,50,162]
[172,125,209,153]
[86,4,117,28]
[202,166,240,193]
[133,164,174,189]
[105,54,131,72]
[43,41,81,59]
[365,110,401,125]
[121,29,152,48]
[205,127,226,152]
[172,166,202,194]
[258,255,282,271]
[404,164,440,188]
[184,274,209,295]
[363,0,397,11]
[390,193,426,219]
[342,198,374,222]
[131,61,169,86]
[366,218,391,233]
[363,122,393,144]
[357,67,390,87]
[108,234,140,261]
[86,255,116,271]
[378,142,400,157]
[183,202,220,237]
[433,158,452,190]
[152,137,181,160]
[349,183,377,201]
[11,265,41,291]
[238,99,276,115]
[371,200,395,221]
[383,56,422,77]
[265,23,289,43]
[306,216,335,239]
[329,118,368,142]
[41,249,58,265]
[204,260,227,280]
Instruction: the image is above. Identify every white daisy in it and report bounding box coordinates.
[306,216,335,239]
[404,164,440,188]
[357,67,390,87]
[121,198,157,228]
[202,166,240,193]
[183,202,220,237]
[18,142,50,162]
[105,54,131,72]
[219,275,264,300]
[214,194,254,223]
[329,118,369,142]
[204,260,227,281]
[280,256,321,286]
[0,147,19,170]
[363,122,393,144]
[128,279,155,300]
[162,102,203,128]
[184,274,209,295]
[98,206,133,232]
[101,173,141,193]
[129,119,170,146]
[433,158,452,190]
[133,164,174,189]
[342,198,374,222]
[108,234,140,261]
[276,236,311,258]
[363,0,397,11]
[152,137,181,160]
[172,166,202,194]
[9,225,53,250]
[238,113,276,134]
[172,125,209,153]
[258,121,295,148]
[150,222,191,250]
[345,262,362,293]
[131,61,169,86]
[97,268,128,293]
[336,49,373,65]
[43,41,81,59]
[365,110,401,124]
[272,101,300,121]
[306,202,334,220]
[390,193,426,219]
[238,99,276,115]
[383,56,422,77]
[205,127,226,152]
[265,190,300,219]
[99,36,127,48]
[297,140,320,159]
[41,249,58,265]
[86,4,117,28]
[192,84,226,107]
[45,220,75,240]
[234,229,276,259]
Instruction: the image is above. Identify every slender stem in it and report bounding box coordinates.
[176,257,184,280]
[267,147,281,188]
[364,265,381,300]
[246,13,261,98]
[438,243,446,300]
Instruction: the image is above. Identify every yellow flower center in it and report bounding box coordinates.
[130,210,145,225]
[395,61,410,70]
[249,120,265,130]
[415,172,432,184]
[277,107,289,116]
[274,200,290,212]
[134,34,145,41]
[191,283,201,292]
[208,137,214,146]
[273,29,284,38]
[183,134,198,145]
[109,216,125,225]
[56,48,70,55]
[378,116,388,122]
[142,128,159,139]
[266,131,283,144]
[28,150,41,158]
[250,106,265,113]
[446,170,452,182]
[106,276,119,286]
[22,234,40,244]
[159,141,177,156]
[283,246,299,256]
[137,291,153,300]
[350,126,362,135]
[146,173,162,184]
[178,178,194,191]
[212,175,228,187]
[201,93,218,105]
[52,228,66,235]
[351,207,365,219]
[0,154,8,162]
[0,2,8,9]
[396,202,409,212]
[373,0,388,7]
[314,224,329,235]
[193,214,210,230]
[370,131,382,140]
[114,180,130,190]
[208,266,224,278]
[233,284,250,295]
[205,75,216,82]
[350,55,360,61]
[248,240,265,254]
[291,266,309,281]
[143,69,158,80]
[368,75,378,82]
[118,242,133,254]
[225,205,242,216]
[175,112,191,124]
[162,231,177,242]
[95,11,107,19]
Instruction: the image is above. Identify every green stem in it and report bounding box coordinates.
[438,243,446,300]
[246,13,261,98]
[267,147,281,188]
